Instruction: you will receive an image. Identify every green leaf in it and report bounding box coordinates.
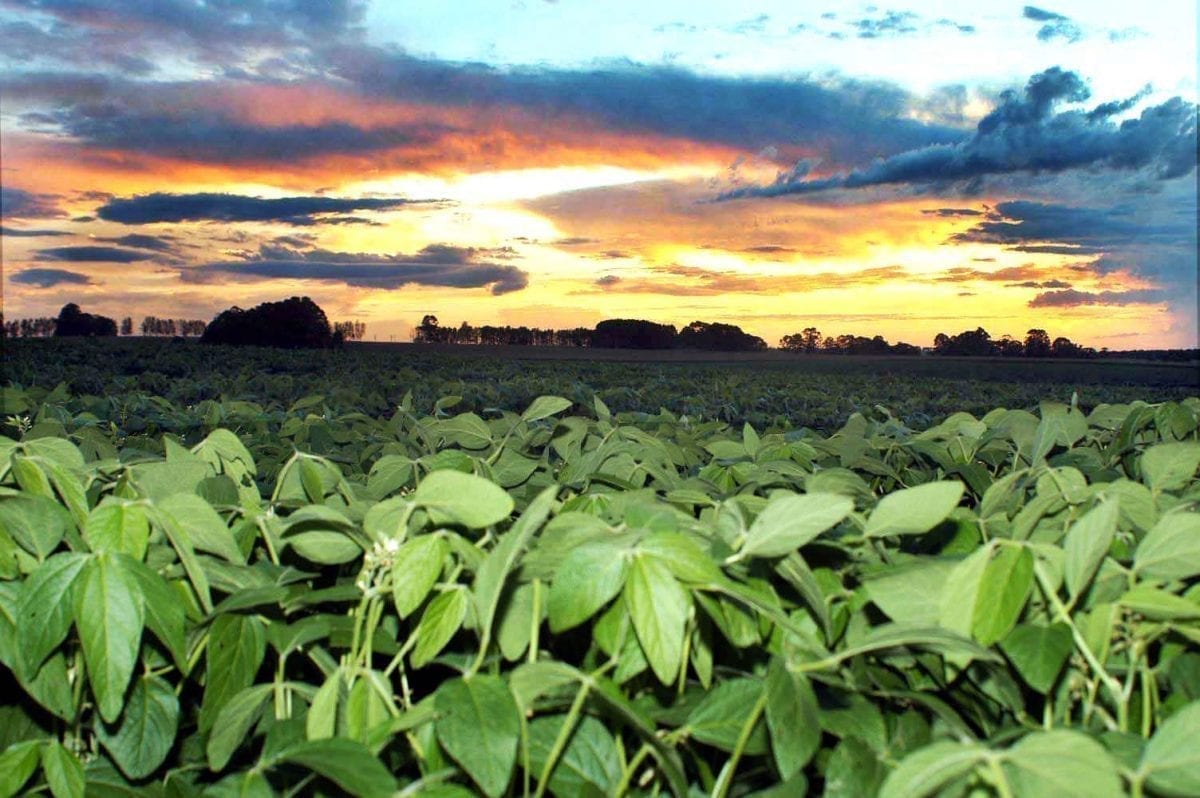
[121,559,186,670]
[1003,730,1123,798]
[83,500,150,561]
[15,551,88,678]
[521,395,573,423]
[438,413,493,450]
[865,560,955,627]
[639,532,723,584]
[200,614,266,733]
[414,470,514,528]
[765,658,820,777]
[268,738,395,798]
[1140,442,1200,492]
[820,624,1000,669]
[74,553,146,723]
[41,741,85,798]
[1063,501,1118,600]
[972,543,1033,647]
[158,494,243,563]
[824,736,884,798]
[879,740,986,798]
[206,683,274,771]
[864,481,964,538]
[391,535,446,618]
[742,492,853,558]
[473,486,555,646]
[0,741,40,797]
[1142,700,1200,796]
[0,495,72,560]
[1134,513,1200,581]
[412,587,468,668]
[527,714,621,798]
[687,678,769,754]
[1119,586,1200,620]
[287,531,362,565]
[1000,623,1073,693]
[96,675,180,780]
[624,554,690,685]
[548,543,628,632]
[434,675,520,798]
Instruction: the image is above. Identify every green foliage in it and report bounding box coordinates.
[0,359,1197,795]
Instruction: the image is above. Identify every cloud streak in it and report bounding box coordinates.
[10,268,97,288]
[185,243,529,295]
[96,192,445,225]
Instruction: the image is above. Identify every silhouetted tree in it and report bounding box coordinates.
[593,319,678,349]
[1024,329,1052,358]
[200,296,334,348]
[120,317,133,336]
[678,321,766,351]
[54,303,116,337]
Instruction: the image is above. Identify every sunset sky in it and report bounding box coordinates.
[1,1,1196,348]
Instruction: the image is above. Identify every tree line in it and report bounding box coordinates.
[413,316,768,351]
[1,301,366,346]
[778,326,1098,357]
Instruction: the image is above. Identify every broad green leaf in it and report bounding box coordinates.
[15,551,88,678]
[624,554,690,685]
[391,535,446,618]
[41,741,85,798]
[1000,623,1073,693]
[435,675,520,798]
[686,678,769,754]
[438,412,492,450]
[206,683,274,771]
[864,481,964,538]
[412,587,468,668]
[1140,442,1200,492]
[1119,586,1200,620]
[879,740,986,798]
[0,495,72,560]
[973,543,1033,646]
[938,543,993,639]
[819,624,1000,669]
[1134,513,1200,581]
[0,741,40,797]
[521,395,573,423]
[200,614,266,733]
[824,736,884,798]
[527,714,621,798]
[158,494,243,563]
[74,553,146,723]
[548,543,628,632]
[640,532,723,584]
[129,460,208,502]
[367,455,414,499]
[1142,700,1200,796]
[121,559,186,669]
[1063,501,1118,599]
[414,470,514,528]
[268,738,395,798]
[306,671,342,741]
[473,486,555,644]
[96,675,180,780]
[765,658,820,777]
[1002,730,1123,798]
[287,531,362,564]
[865,560,955,627]
[742,492,853,558]
[84,500,150,561]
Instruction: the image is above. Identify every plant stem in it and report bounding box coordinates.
[711,689,769,798]
[528,578,542,664]
[534,683,589,798]
[613,744,654,797]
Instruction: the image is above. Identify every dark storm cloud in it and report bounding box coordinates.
[30,104,452,164]
[1,186,63,218]
[716,68,1197,200]
[950,200,1193,250]
[10,268,96,288]
[0,224,71,237]
[33,246,153,263]
[1022,6,1083,43]
[1029,288,1168,307]
[186,244,529,295]
[93,233,178,252]
[324,51,965,165]
[96,193,445,225]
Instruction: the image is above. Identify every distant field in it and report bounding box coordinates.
[3,338,1196,431]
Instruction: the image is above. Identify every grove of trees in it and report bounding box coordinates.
[53,303,117,337]
[414,316,767,351]
[779,326,1097,358]
[201,296,339,348]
